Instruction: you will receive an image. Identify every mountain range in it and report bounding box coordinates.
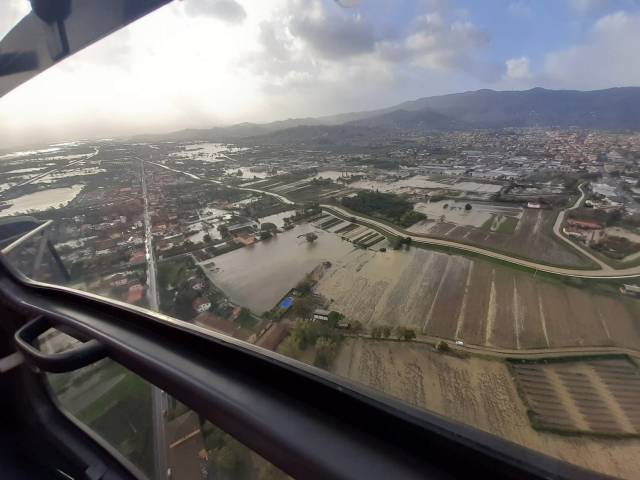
[132,87,640,145]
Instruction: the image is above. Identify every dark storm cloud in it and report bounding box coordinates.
[184,0,247,24]
[289,10,377,59]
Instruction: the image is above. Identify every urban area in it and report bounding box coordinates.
[2,102,640,479]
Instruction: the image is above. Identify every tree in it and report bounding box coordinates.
[235,307,256,328]
[314,337,338,368]
[218,224,230,238]
[350,320,363,333]
[436,340,449,351]
[277,336,302,359]
[381,325,392,338]
[203,233,212,243]
[213,443,239,473]
[465,203,472,211]
[328,311,344,328]
[260,222,277,232]
[296,274,314,295]
[292,296,314,319]
[305,232,318,243]
[403,328,416,341]
[607,209,622,226]
[371,326,382,338]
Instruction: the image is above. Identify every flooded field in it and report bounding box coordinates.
[331,339,640,479]
[412,200,522,228]
[224,167,273,178]
[202,223,355,313]
[257,210,295,228]
[0,185,84,216]
[313,170,350,181]
[0,147,61,160]
[409,208,591,268]
[34,166,105,184]
[315,247,640,350]
[350,176,502,195]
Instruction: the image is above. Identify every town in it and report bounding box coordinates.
[2,125,640,479]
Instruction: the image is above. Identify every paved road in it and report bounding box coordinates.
[148,161,295,204]
[323,204,640,278]
[140,158,169,480]
[551,183,610,270]
[144,161,640,279]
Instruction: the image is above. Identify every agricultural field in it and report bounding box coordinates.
[512,358,640,436]
[249,174,352,203]
[315,214,388,249]
[331,339,640,479]
[315,247,640,350]
[408,207,593,268]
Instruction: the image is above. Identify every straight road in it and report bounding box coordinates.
[140,158,169,480]
[144,161,640,279]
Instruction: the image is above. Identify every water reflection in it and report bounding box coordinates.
[203,223,355,313]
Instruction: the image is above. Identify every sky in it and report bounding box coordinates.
[1,0,640,148]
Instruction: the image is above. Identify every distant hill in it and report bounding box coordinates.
[131,87,640,145]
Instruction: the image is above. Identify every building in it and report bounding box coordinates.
[126,284,145,304]
[312,309,330,322]
[566,219,603,230]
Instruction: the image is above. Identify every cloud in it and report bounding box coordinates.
[403,13,491,72]
[544,11,640,88]
[505,56,531,80]
[288,2,376,59]
[247,0,499,108]
[184,0,247,24]
[0,0,30,40]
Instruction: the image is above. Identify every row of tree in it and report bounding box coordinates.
[370,325,417,341]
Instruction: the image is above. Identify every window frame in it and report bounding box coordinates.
[0,252,604,480]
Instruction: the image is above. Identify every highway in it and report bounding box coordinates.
[140,158,169,480]
[144,161,640,279]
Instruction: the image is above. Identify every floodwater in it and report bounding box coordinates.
[34,167,105,184]
[181,143,248,162]
[224,167,272,179]
[0,147,60,160]
[257,210,295,228]
[413,200,522,227]
[351,176,502,194]
[4,167,46,174]
[203,223,355,313]
[0,185,83,216]
[313,170,350,181]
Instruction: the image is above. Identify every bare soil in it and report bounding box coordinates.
[332,339,640,479]
[315,247,640,350]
